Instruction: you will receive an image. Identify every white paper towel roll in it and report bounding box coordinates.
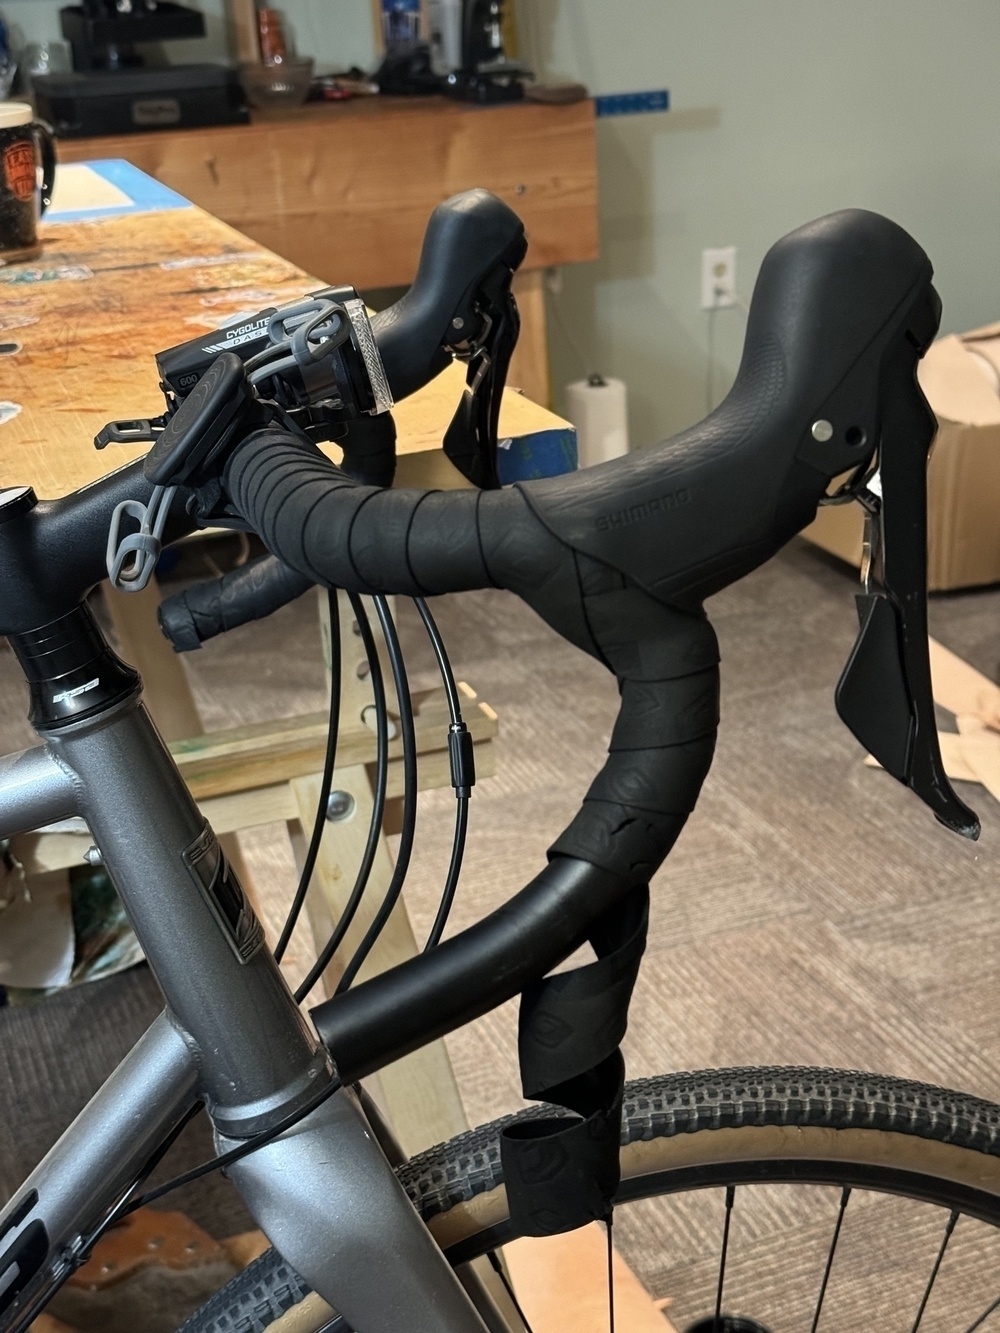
[565,375,629,468]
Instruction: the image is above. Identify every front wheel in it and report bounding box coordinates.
[181,1066,1000,1332]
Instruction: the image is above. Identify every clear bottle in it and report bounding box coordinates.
[428,0,463,76]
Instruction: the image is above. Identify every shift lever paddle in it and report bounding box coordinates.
[834,299,980,839]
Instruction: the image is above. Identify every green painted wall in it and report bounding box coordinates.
[517,1,1000,443]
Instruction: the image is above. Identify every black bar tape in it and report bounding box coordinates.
[158,554,313,651]
[347,489,435,592]
[475,492,600,658]
[501,1051,626,1235]
[550,804,689,882]
[406,490,493,594]
[563,690,717,875]
[468,537,722,882]
[501,884,649,1235]
[313,856,633,1083]
[520,894,647,1089]
[225,431,486,597]
[225,433,366,582]
[587,735,717,813]
[611,675,719,748]
[224,430,722,888]
[583,587,720,680]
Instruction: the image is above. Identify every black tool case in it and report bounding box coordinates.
[33,65,248,138]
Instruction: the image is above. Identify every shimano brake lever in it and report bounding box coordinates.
[506,209,977,840]
[834,287,980,840]
[370,189,528,489]
[442,252,522,489]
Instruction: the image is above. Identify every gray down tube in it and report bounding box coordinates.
[0,697,489,1332]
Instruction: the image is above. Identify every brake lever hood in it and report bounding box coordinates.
[513,208,979,839]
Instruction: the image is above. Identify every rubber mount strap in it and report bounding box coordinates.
[500,884,649,1236]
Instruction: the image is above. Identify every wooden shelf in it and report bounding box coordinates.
[56,95,599,290]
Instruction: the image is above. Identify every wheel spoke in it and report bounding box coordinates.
[713,1185,736,1331]
[808,1186,851,1333]
[964,1292,1000,1333]
[910,1210,958,1333]
[486,1249,535,1333]
[607,1215,616,1333]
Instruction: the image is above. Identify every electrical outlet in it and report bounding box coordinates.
[701,246,737,309]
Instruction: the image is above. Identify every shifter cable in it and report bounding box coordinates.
[413,596,473,951]
[334,595,418,993]
[274,587,341,964]
[295,593,390,1004]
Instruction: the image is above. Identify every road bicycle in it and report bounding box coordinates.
[1,190,999,1333]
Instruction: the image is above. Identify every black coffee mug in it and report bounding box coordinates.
[0,101,56,261]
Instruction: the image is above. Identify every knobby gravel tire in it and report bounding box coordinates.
[179,1066,1000,1333]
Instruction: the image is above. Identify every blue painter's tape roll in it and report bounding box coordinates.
[595,89,669,118]
[497,428,578,485]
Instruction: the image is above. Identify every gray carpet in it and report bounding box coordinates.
[1,534,999,1328]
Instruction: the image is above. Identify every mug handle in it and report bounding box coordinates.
[33,120,57,216]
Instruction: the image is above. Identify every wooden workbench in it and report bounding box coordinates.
[55,95,600,406]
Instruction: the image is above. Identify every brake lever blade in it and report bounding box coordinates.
[835,292,980,839]
[442,257,522,490]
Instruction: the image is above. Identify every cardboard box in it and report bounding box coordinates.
[802,322,1000,590]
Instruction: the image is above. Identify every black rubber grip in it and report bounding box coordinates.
[158,554,313,652]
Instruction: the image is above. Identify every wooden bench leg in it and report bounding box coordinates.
[290,765,467,1154]
[102,579,265,928]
